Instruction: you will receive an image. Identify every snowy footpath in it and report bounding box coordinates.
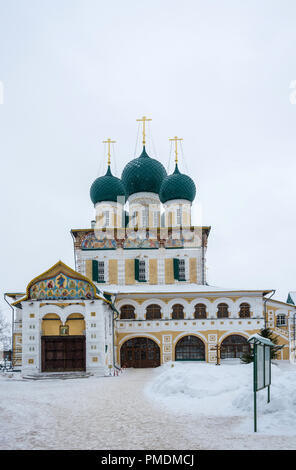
[0,361,295,450]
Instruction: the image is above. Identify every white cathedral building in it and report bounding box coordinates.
[6,118,296,376]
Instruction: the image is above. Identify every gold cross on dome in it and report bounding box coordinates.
[103,138,116,166]
[169,136,183,164]
[136,115,152,146]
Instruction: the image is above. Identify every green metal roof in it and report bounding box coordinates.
[121,146,167,197]
[159,164,196,203]
[90,166,126,205]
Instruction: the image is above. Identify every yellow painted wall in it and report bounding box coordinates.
[85,259,92,280]
[115,326,290,365]
[109,259,118,284]
[42,313,85,336]
[165,259,174,284]
[149,259,158,284]
[125,259,135,285]
[189,258,197,283]
[65,318,85,335]
[42,318,62,336]
[183,211,190,226]
[12,333,22,366]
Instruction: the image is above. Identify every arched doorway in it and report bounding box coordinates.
[175,335,205,361]
[220,334,250,359]
[120,337,160,368]
[41,313,86,372]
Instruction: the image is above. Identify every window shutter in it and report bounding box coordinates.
[134,259,139,281]
[173,258,179,280]
[92,260,99,282]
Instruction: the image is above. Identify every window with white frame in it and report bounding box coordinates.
[176,207,182,225]
[276,314,286,327]
[153,210,160,227]
[178,259,186,281]
[132,211,138,227]
[103,210,110,227]
[98,261,105,282]
[142,207,149,227]
[139,260,146,281]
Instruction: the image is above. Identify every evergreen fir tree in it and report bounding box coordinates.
[240,349,254,364]
[260,328,281,359]
[240,327,281,363]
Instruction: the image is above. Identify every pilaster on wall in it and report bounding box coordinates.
[125,259,135,285]
[189,258,197,283]
[109,260,118,284]
[21,302,41,375]
[165,259,174,284]
[149,259,158,284]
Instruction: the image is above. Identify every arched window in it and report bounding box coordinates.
[172,304,184,320]
[194,303,207,319]
[146,304,161,320]
[132,211,139,228]
[217,303,229,318]
[276,314,286,327]
[220,335,250,359]
[120,305,136,320]
[239,303,250,318]
[175,335,205,361]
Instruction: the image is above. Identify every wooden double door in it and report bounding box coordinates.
[120,337,160,368]
[41,336,86,372]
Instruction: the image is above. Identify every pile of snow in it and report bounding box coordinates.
[146,361,296,435]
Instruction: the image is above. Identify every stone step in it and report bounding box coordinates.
[22,372,92,381]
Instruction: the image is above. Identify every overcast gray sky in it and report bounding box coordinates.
[1,0,296,322]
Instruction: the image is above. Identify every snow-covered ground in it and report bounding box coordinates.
[146,360,296,437]
[0,361,295,450]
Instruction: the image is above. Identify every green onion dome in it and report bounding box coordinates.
[121,146,167,198]
[159,164,196,203]
[90,166,126,205]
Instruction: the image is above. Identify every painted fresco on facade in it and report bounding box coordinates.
[123,236,160,249]
[81,232,117,250]
[164,230,200,248]
[30,273,95,300]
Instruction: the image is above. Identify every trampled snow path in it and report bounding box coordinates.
[0,365,295,450]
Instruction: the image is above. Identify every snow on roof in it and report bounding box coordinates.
[103,284,272,296]
[248,333,274,346]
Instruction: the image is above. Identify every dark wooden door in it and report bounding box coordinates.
[41,336,86,372]
[120,337,160,368]
[175,335,205,361]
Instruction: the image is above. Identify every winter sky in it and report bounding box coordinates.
[0,0,296,322]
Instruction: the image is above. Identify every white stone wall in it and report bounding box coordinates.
[163,199,192,226]
[94,201,124,228]
[115,295,264,321]
[19,299,112,376]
